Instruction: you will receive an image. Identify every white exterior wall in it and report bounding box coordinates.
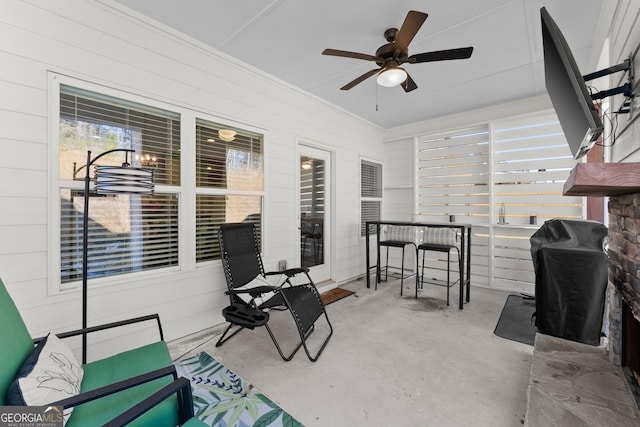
[604,0,640,162]
[0,0,383,358]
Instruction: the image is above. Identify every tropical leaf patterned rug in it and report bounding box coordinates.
[174,352,303,427]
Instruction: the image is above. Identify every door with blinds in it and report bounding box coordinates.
[299,145,331,283]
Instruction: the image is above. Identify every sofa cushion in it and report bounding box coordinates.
[0,278,35,405]
[65,341,177,427]
[6,333,83,420]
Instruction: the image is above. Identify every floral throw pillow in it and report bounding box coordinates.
[6,333,83,420]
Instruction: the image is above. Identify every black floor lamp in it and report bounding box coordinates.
[75,148,154,363]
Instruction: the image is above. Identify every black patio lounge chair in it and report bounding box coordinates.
[216,223,333,362]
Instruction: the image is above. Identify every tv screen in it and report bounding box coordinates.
[541,7,603,159]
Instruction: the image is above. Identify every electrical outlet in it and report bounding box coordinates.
[278,260,287,271]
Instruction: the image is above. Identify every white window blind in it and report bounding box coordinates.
[59,85,180,285]
[361,159,383,236]
[300,159,325,219]
[195,119,264,262]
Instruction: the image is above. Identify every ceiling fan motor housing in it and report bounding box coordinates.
[375,38,409,67]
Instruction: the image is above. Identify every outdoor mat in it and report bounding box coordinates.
[174,352,303,427]
[320,287,355,305]
[494,294,538,346]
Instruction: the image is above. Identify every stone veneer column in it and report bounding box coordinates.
[607,193,640,365]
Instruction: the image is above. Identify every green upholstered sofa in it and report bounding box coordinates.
[0,278,205,426]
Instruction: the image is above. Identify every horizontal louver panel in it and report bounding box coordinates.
[493,114,582,225]
[417,125,490,223]
[414,111,586,294]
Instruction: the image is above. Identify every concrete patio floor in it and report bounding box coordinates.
[169,278,533,426]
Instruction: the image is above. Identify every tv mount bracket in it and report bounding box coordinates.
[583,57,634,101]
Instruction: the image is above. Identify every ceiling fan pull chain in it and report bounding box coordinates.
[376,83,379,112]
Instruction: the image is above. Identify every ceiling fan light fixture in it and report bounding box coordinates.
[377,67,407,87]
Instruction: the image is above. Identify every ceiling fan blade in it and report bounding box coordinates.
[322,48,379,62]
[401,72,418,93]
[409,47,474,63]
[394,10,428,52]
[340,68,381,90]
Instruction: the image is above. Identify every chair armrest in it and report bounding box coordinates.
[226,285,278,297]
[265,267,309,277]
[51,365,177,409]
[102,377,195,427]
[33,314,165,344]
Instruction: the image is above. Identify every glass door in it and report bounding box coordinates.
[299,145,331,282]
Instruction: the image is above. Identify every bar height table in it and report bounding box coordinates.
[365,220,472,309]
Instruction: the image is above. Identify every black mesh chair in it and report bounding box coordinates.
[215,223,333,362]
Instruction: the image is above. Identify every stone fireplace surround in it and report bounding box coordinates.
[524,163,640,425]
[607,193,640,401]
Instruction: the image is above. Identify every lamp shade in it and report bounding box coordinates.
[95,166,154,194]
[377,67,408,87]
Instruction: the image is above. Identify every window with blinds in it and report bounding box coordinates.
[59,85,180,285]
[195,119,264,262]
[361,159,383,236]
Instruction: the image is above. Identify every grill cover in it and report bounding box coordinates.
[530,219,608,345]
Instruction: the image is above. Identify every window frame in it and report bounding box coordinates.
[47,73,267,294]
[359,157,383,237]
[49,75,184,294]
[193,116,266,265]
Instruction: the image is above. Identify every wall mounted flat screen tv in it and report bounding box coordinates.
[541,7,603,159]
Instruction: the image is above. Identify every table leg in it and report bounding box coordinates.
[375,223,381,289]
[459,227,465,309]
[466,228,471,303]
[366,223,371,288]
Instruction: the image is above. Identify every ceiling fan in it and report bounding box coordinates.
[322,10,473,93]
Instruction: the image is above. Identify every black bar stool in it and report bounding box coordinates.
[417,227,461,305]
[378,225,418,295]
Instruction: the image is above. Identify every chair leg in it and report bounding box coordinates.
[400,246,405,296]
[384,247,389,282]
[215,322,245,347]
[265,305,334,363]
[446,250,451,306]
[420,250,426,290]
[415,246,419,299]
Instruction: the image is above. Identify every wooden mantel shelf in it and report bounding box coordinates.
[563,162,640,196]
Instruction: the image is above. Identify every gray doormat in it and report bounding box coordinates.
[494,294,537,346]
